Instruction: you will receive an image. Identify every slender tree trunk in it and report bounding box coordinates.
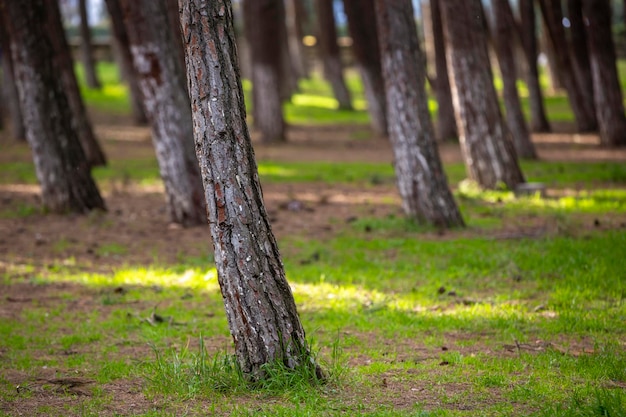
[279,0,299,100]
[179,0,321,380]
[430,0,457,141]
[119,0,206,226]
[492,0,537,159]
[582,0,626,146]
[104,0,147,125]
[540,20,563,93]
[46,0,107,167]
[375,0,463,228]
[343,0,387,136]
[567,0,596,114]
[440,0,525,190]
[518,0,550,132]
[315,0,352,109]
[538,0,597,131]
[0,21,26,141]
[78,0,102,89]
[242,0,286,143]
[285,0,308,79]
[1,0,105,213]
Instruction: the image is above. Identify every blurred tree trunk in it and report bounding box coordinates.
[46,0,107,167]
[179,0,322,380]
[582,0,626,146]
[440,0,525,190]
[375,0,463,227]
[567,0,595,115]
[492,0,537,159]
[78,0,102,89]
[165,0,187,73]
[279,0,298,100]
[315,0,352,109]
[518,0,550,132]
[1,0,105,213]
[285,0,308,79]
[343,0,387,136]
[0,21,26,141]
[430,0,457,141]
[103,0,147,125]
[538,0,597,131]
[242,0,286,143]
[119,0,206,226]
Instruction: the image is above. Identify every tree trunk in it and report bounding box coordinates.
[375,0,463,228]
[440,0,525,190]
[492,0,537,159]
[285,0,308,80]
[78,0,102,89]
[538,0,597,132]
[242,0,286,143]
[315,0,352,110]
[343,0,387,136]
[430,0,457,141]
[582,0,626,146]
[119,0,206,226]
[104,0,147,125]
[0,21,26,141]
[1,0,105,213]
[179,0,321,380]
[518,0,551,132]
[567,0,596,117]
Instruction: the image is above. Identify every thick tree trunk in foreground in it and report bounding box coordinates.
[0,22,26,141]
[120,0,206,226]
[46,0,107,167]
[492,0,537,159]
[78,0,102,89]
[518,0,550,133]
[539,0,597,132]
[343,0,387,136]
[179,0,320,379]
[1,0,105,213]
[375,0,463,228]
[582,0,626,146]
[243,0,286,143]
[315,0,352,109]
[441,0,524,190]
[104,0,147,125]
[430,0,457,141]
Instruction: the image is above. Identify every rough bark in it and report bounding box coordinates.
[492,0,537,159]
[1,0,105,213]
[538,0,597,131]
[179,0,320,380]
[375,0,463,228]
[315,0,352,109]
[119,0,206,226]
[567,0,595,112]
[46,0,107,167]
[104,0,147,125]
[0,20,26,141]
[343,0,387,136]
[242,0,286,143]
[430,0,457,141]
[518,0,551,132]
[78,0,102,89]
[582,0,626,146]
[440,0,525,190]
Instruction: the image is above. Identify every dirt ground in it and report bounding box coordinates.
[1,118,626,415]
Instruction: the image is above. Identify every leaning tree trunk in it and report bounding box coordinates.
[518,0,550,132]
[567,0,595,113]
[430,0,457,141]
[46,0,107,168]
[582,0,626,146]
[343,0,387,136]
[104,0,147,125]
[492,0,537,159]
[440,0,525,190]
[0,21,26,141]
[375,0,464,228]
[119,0,206,226]
[78,0,102,89]
[538,0,597,132]
[242,0,286,143]
[315,0,352,110]
[179,0,321,380]
[1,0,105,213]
